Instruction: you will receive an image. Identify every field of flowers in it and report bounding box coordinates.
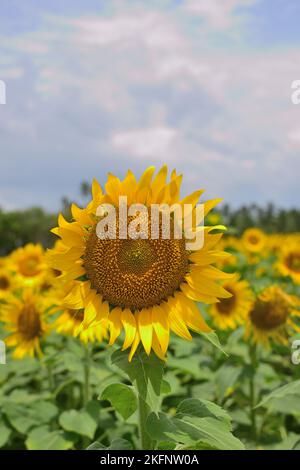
[1,168,300,451]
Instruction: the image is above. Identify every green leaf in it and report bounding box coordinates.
[215,365,242,400]
[146,398,244,450]
[0,420,11,448]
[200,331,228,356]
[59,409,97,439]
[177,398,232,428]
[26,426,76,450]
[87,438,133,450]
[256,380,300,409]
[3,401,58,435]
[100,383,137,420]
[111,349,165,411]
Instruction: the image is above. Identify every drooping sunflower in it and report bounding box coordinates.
[47,165,232,360]
[10,244,47,287]
[1,289,52,358]
[242,228,266,254]
[246,285,300,347]
[209,276,254,330]
[277,241,300,284]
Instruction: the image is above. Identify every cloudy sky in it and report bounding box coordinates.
[1,0,300,211]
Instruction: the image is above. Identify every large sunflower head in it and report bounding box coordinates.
[209,276,254,330]
[10,244,47,286]
[242,228,266,254]
[1,289,51,358]
[277,241,300,284]
[47,165,232,360]
[246,285,300,347]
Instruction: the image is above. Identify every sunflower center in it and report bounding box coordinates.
[68,309,84,323]
[0,275,10,290]
[216,288,236,315]
[286,253,300,273]
[250,298,289,331]
[84,212,189,310]
[19,256,41,277]
[249,235,259,245]
[18,305,42,340]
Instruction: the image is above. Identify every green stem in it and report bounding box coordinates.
[137,394,155,450]
[83,343,91,406]
[44,361,54,393]
[249,342,258,442]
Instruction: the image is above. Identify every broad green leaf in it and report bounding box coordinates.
[100,383,137,420]
[199,331,228,356]
[256,380,300,409]
[26,426,76,450]
[59,409,97,439]
[3,401,58,434]
[87,438,133,450]
[215,365,242,400]
[177,398,232,429]
[146,413,244,450]
[146,397,244,450]
[111,349,165,411]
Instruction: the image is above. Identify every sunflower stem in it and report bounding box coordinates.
[83,343,91,406]
[137,393,155,450]
[249,342,258,443]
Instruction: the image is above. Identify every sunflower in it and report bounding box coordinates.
[53,281,107,344]
[209,276,254,330]
[10,244,47,287]
[242,228,266,254]
[246,285,300,347]
[1,289,52,358]
[277,241,300,284]
[47,165,232,360]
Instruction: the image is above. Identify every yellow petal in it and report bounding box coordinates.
[151,305,169,355]
[121,309,137,350]
[137,309,153,355]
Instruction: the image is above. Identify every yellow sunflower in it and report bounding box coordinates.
[246,285,300,347]
[10,243,47,287]
[1,289,52,358]
[242,228,266,254]
[209,276,254,330]
[277,241,300,284]
[47,165,232,360]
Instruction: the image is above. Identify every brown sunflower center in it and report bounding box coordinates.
[68,309,84,323]
[19,256,41,277]
[84,212,189,310]
[286,253,300,273]
[216,288,236,315]
[18,305,42,340]
[250,298,289,331]
[249,235,259,245]
[0,275,10,290]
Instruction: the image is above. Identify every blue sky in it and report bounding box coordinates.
[1,0,300,210]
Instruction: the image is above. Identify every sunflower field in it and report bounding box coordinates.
[1,166,300,452]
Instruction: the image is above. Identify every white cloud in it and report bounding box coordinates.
[1,1,300,208]
[112,127,177,159]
